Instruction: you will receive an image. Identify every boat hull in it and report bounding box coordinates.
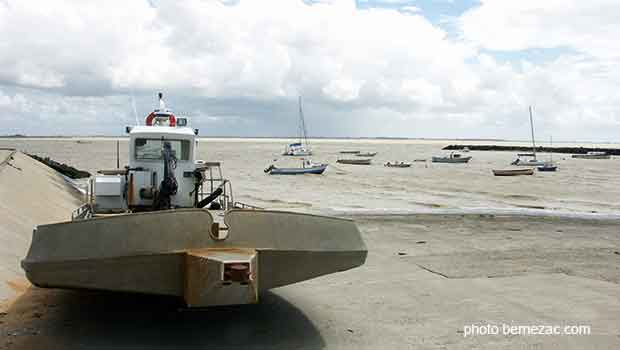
[385,163,411,168]
[282,150,313,156]
[22,209,367,307]
[431,156,471,163]
[511,159,547,166]
[337,159,372,165]
[268,164,327,175]
[537,165,557,172]
[492,169,535,176]
[571,154,610,159]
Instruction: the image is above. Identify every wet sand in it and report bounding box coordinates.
[2,214,619,349]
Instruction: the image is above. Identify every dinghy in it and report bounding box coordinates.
[337,158,372,165]
[385,162,411,168]
[492,168,535,176]
[356,152,377,157]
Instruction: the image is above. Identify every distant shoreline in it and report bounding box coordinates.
[1,135,618,144]
[0,134,504,141]
[444,144,620,155]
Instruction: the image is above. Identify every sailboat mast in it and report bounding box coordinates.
[299,96,309,148]
[529,106,537,159]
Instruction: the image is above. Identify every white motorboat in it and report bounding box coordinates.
[21,93,366,308]
[432,152,472,163]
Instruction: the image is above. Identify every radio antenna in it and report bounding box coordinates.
[131,92,139,125]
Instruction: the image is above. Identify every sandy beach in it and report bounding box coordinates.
[1,213,619,349]
[1,142,620,349]
[4,0,620,348]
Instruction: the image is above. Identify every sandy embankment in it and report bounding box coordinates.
[0,150,83,308]
[1,151,619,349]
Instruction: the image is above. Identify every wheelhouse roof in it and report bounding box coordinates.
[129,126,196,138]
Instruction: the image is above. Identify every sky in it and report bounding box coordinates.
[0,0,619,141]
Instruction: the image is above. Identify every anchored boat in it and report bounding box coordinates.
[431,152,471,163]
[492,168,535,176]
[21,93,366,307]
[537,136,558,171]
[356,152,377,157]
[264,159,328,175]
[384,162,411,168]
[337,158,372,165]
[537,164,557,172]
[572,151,610,159]
[511,106,547,166]
[283,97,312,156]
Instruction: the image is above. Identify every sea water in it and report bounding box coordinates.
[2,137,620,217]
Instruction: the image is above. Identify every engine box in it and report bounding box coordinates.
[94,175,126,212]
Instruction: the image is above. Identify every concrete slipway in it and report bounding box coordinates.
[1,150,620,349]
[0,149,82,304]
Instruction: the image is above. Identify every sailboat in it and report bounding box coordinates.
[537,136,557,171]
[511,106,547,166]
[283,97,312,156]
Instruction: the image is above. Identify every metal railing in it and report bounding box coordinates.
[72,203,93,221]
[196,163,261,211]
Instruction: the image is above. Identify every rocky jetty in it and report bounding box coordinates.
[27,154,91,179]
[443,144,620,155]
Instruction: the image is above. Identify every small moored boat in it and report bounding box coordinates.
[511,154,547,166]
[537,164,557,172]
[492,168,535,176]
[339,150,360,154]
[384,162,411,168]
[571,151,610,159]
[337,158,372,165]
[265,160,328,175]
[432,152,471,163]
[356,152,377,157]
[537,136,557,172]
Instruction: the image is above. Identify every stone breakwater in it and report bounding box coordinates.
[26,153,91,179]
[443,144,620,155]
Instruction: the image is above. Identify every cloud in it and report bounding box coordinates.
[401,6,421,14]
[459,0,620,59]
[0,0,618,140]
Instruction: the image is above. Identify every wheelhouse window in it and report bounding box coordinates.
[134,139,190,160]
